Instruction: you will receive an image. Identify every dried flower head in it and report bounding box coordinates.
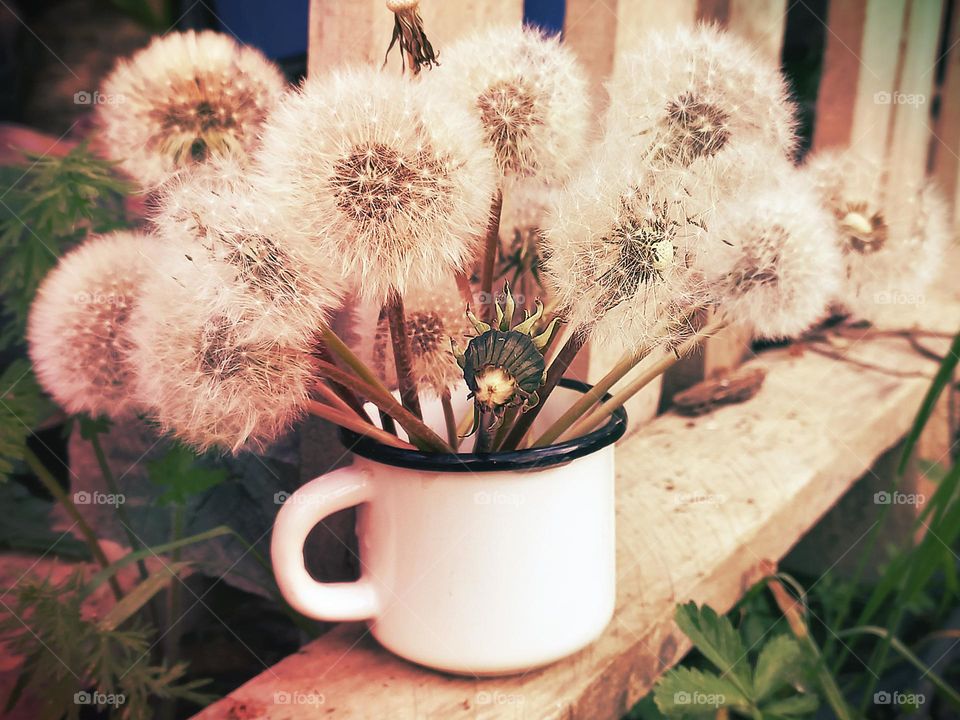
[604,25,796,178]
[544,158,711,352]
[28,231,152,418]
[428,25,590,185]
[372,276,471,396]
[152,157,346,342]
[97,30,286,187]
[128,251,316,453]
[803,149,949,321]
[256,67,496,303]
[700,162,842,339]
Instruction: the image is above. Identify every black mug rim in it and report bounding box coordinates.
[339,378,628,473]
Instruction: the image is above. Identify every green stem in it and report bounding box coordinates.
[89,432,150,583]
[838,626,960,708]
[440,392,458,449]
[500,330,588,450]
[23,446,123,601]
[384,290,423,420]
[160,505,185,720]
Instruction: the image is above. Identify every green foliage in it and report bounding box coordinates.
[0,144,130,349]
[0,360,53,482]
[0,572,213,720]
[652,603,817,719]
[147,443,228,506]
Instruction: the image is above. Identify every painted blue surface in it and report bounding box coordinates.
[524,0,565,33]
[211,0,567,58]
[212,1,309,59]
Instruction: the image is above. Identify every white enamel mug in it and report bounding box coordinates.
[271,381,627,675]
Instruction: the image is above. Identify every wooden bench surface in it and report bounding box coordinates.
[193,288,958,720]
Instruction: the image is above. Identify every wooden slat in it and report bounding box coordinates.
[932,0,960,231]
[193,290,960,720]
[884,0,945,205]
[812,0,907,161]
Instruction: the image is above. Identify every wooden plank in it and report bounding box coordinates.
[563,0,620,114]
[193,290,960,720]
[932,0,960,230]
[812,0,907,161]
[884,0,945,205]
[307,0,524,77]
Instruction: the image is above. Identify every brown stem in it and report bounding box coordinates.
[454,270,475,311]
[315,359,451,453]
[479,190,504,323]
[500,331,588,450]
[385,290,423,420]
[307,400,415,450]
[440,391,458,449]
[475,408,497,454]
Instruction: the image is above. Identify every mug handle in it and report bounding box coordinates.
[271,465,379,621]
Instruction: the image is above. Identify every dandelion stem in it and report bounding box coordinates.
[314,336,373,419]
[565,318,727,439]
[314,359,451,453]
[314,381,363,418]
[479,190,504,323]
[23,446,123,601]
[475,408,497,453]
[440,392,458,449]
[306,399,415,450]
[385,290,423,420]
[454,270,475,311]
[500,330,588,450]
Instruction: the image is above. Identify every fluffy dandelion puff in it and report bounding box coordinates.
[152,156,346,342]
[700,161,842,339]
[28,231,152,418]
[803,149,949,321]
[128,251,316,453]
[97,30,286,187]
[544,158,711,353]
[372,276,471,396]
[428,25,591,185]
[604,24,796,178]
[496,181,557,307]
[256,67,496,304]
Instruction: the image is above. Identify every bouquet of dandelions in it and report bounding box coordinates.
[27,6,950,460]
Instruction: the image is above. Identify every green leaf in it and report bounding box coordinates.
[898,328,960,474]
[653,667,750,716]
[674,602,754,696]
[0,361,53,482]
[147,443,228,506]
[753,634,805,702]
[761,693,819,716]
[99,562,191,631]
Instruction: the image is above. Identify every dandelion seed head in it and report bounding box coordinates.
[256,67,495,303]
[427,25,591,185]
[28,232,153,418]
[128,250,315,454]
[97,30,286,187]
